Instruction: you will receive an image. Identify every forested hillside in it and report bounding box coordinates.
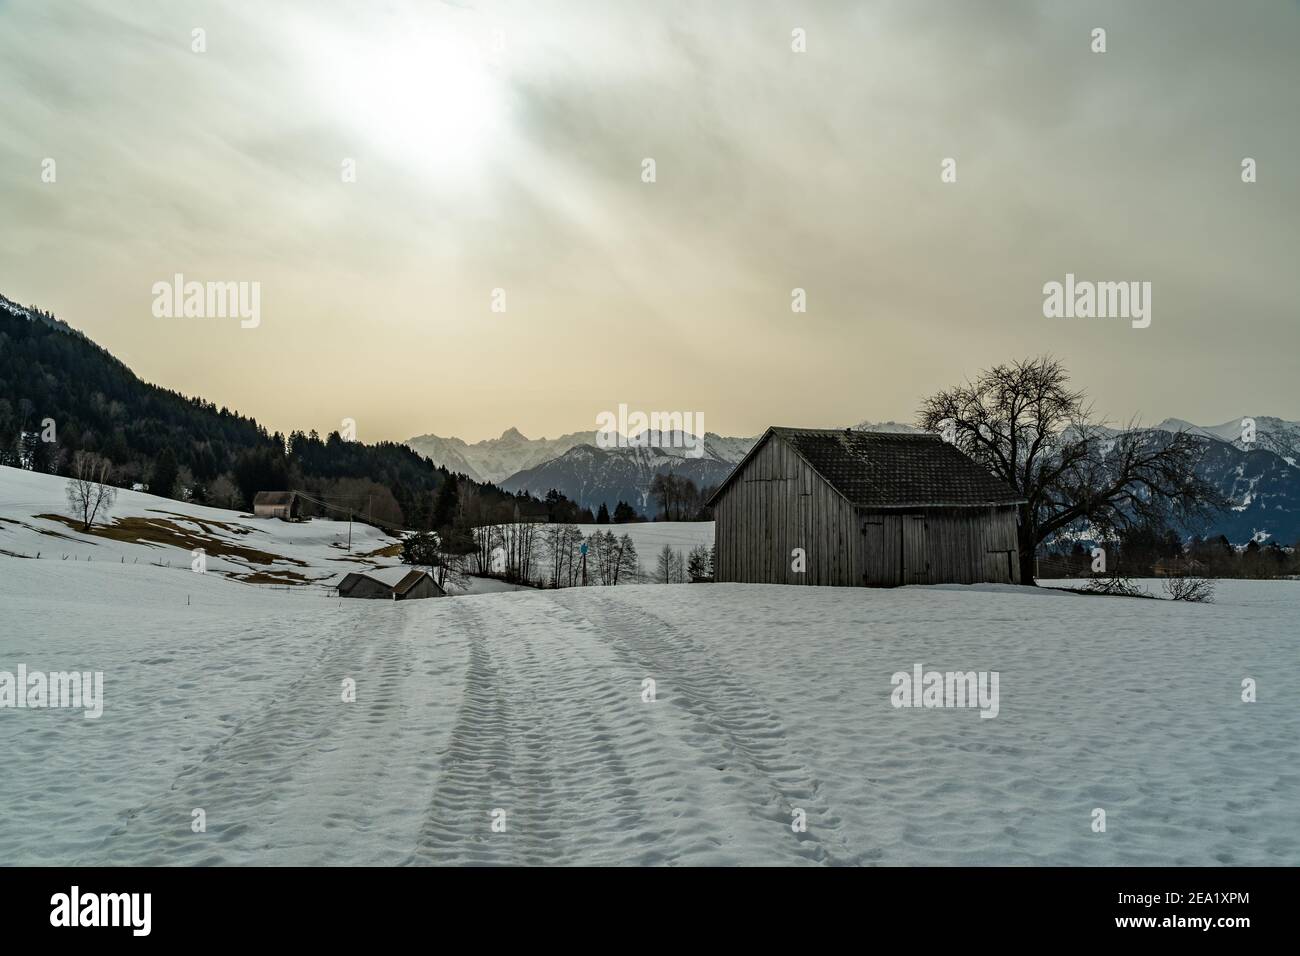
[0,293,541,530]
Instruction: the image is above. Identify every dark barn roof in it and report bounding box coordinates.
[709,427,1026,510]
[338,566,445,597]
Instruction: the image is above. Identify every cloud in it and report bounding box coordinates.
[1,0,1296,441]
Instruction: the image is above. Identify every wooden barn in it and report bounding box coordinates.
[253,491,301,520]
[708,427,1026,587]
[337,566,446,600]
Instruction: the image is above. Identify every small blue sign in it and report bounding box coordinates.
[580,542,588,556]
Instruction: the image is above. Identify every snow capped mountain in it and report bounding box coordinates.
[852,420,924,434]
[407,425,759,491]
[409,415,1300,540]
[695,432,758,464]
[405,428,597,484]
[1174,431,1300,544]
[498,432,756,514]
[1054,419,1300,544]
[409,419,921,490]
[853,417,1300,544]
[1152,416,1300,464]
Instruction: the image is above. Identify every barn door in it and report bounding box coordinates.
[901,514,929,584]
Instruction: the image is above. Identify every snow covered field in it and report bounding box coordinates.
[0,466,714,590]
[0,466,399,588]
[3,539,1297,865]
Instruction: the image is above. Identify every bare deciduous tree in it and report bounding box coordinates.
[650,473,703,521]
[207,474,241,510]
[918,356,1224,584]
[1162,573,1215,603]
[65,451,117,531]
[1084,574,1148,598]
[540,523,584,587]
[656,544,676,583]
[587,530,640,584]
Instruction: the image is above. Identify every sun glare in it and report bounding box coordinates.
[331,23,502,176]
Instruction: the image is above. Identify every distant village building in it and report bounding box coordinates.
[1153,557,1207,577]
[708,427,1026,587]
[337,566,446,600]
[252,491,300,520]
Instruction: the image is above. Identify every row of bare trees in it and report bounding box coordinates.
[587,530,640,585]
[648,473,713,520]
[540,523,585,587]
[461,523,645,587]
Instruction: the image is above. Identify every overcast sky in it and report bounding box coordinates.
[2,0,1296,443]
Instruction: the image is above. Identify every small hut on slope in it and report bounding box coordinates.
[338,566,446,600]
[253,491,301,520]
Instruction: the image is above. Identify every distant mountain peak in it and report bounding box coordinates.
[852,420,923,434]
[1152,417,1212,437]
[407,428,598,484]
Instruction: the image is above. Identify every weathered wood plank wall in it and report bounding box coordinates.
[713,436,860,585]
[714,436,1022,587]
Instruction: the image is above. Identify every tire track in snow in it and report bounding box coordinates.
[550,589,863,865]
[506,626,659,863]
[405,599,520,865]
[79,606,419,864]
[406,595,661,865]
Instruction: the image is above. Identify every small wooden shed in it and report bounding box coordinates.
[253,491,300,520]
[708,427,1026,587]
[338,566,446,600]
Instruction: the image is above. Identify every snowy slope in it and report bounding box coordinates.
[0,464,400,587]
[2,557,1296,866]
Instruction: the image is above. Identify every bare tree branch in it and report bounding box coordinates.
[918,357,1225,584]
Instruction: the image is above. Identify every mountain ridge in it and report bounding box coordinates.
[408,417,1300,538]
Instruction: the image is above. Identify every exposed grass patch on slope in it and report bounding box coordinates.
[37,513,308,569]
